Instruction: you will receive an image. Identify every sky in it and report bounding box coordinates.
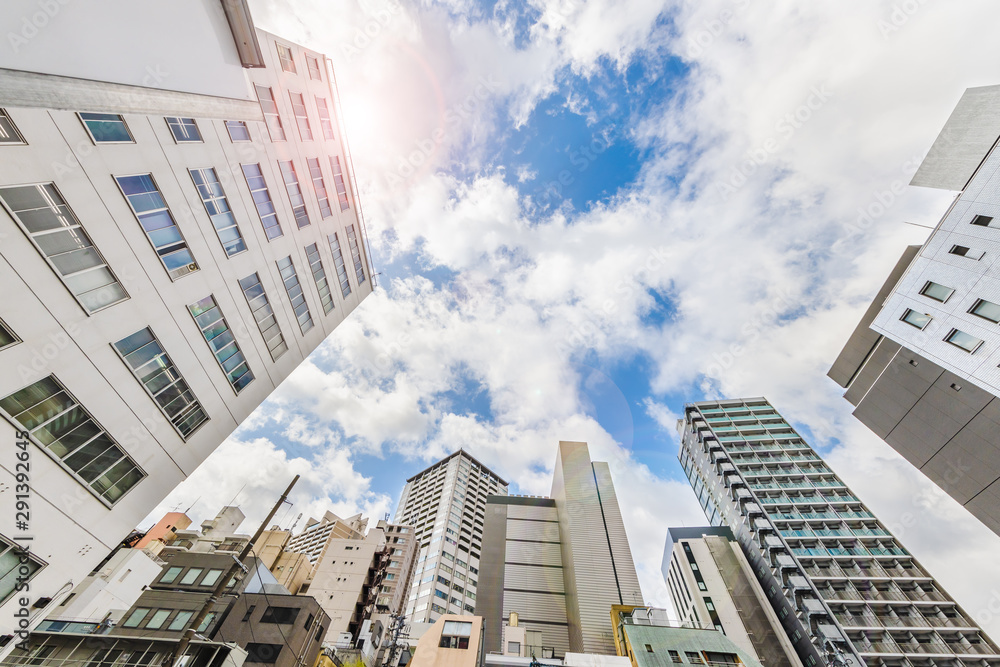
[149,0,1000,638]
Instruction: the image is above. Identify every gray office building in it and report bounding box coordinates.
[479,441,643,658]
[679,398,1000,667]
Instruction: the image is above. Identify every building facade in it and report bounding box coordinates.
[394,451,509,624]
[678,398,1000,667]
[0,0,372,639]
[662,527,801,667]
[479,442,644,658]
[829,86,1000,538]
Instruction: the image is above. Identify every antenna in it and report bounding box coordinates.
[183,496,201,514]
[289,512,303,532]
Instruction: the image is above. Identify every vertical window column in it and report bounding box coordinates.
[278,160,310,228]
[256,85,286,141]
[346,225,367,285]
[187,296,255,393]
[328,233,352,298]
[189,167,247,256]
[329,156,350,210]
[276,257,314,334]
[305,243,334,314]
[238,273,288,361]
[307,158,332,218]
[115,174,198,280]
[241,164,283,240]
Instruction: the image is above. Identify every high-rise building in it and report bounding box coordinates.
[0,0,372,638]
[394,450,509,624]
[662,527,802,667]
[479,441,644,658]
[829,83,1000,537]
[678,398,1000,667]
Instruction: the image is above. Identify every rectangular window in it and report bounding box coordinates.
[920,281,954,303]
[949,245,985,260]
[113,328,208,439]
[188,295,255,392]
[945,329,984,353]
[256,85,286,141]
[668,651,681,663]
[246,643,283,664]
[145,609,171,630]
[276,43,296,73]
[78,112,132,143]
[971,215,994,227]
[346,224,367,285]
[179,568,204,585]
[0,536,43,607]
[328,233,352,298]
[439,620,472,649]
[0,109,25,144]
[0,319,19,350]
[197,612,217,633]
[190,167,247,256]
[239,273,288,361]
[167,611,194,631]
[315,97,335,140]
[165,117,202,142]
[901,309,932,330]
[971,299,1000,323]
[278,160,310,228]
[329,156,350,210]
[225,120,251,142]
[201,569,223,587]
[289,92,313,141]
[0,183,129,312]
[115,174,198,280]
[305,243,335,314]
[277,256,314,334]
[0,376,145,504]
[122,608,150,628]
[261,607,300,624]
[306,54,322,80]
[160,567,183,584]
[686,652,704,663]
[306,158,333,218]
[241,163,283,240]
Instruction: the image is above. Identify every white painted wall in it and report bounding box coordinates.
[47,548,164,622]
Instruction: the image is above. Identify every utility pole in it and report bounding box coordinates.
[383,613,409,667]
[170,475,299,667]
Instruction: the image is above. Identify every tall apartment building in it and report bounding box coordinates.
[829,85,1000,537]
[678,398,1000,667]
[479,441,644,658]
[0,0,372,637]
[394,450,509,624]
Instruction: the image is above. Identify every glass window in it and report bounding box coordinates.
[115,174,198,280]
[289,92,313,141]
[945,329,983,353]
[255,85,286,141]
[197,612,217,633]
[189,167,247,256]
[0,537,43,607]
[307,158,332,218]
[329,156,350,210]
[305,243,335,314]
[949,245,985,260]
[0,183,129,312]
[225,120,251,142]
[179,568,204,585]
[971,299,1000,323]
[114,327,209,439]
[901,309,931,330]
[315,97,335,140]
[439,621,472,649]
[241,163,283,239]
[238,273,288,361]
[78,112,133,143]
[278,160,310,228]
[971,215,994,227]
[165,117,202,142]
[0,109,25,144]
[201,569,224,587]
[920,281,954,303]
[306,55,322,80]
[160,566,183,584]
[276,43,296,73]
[188,295,255,393]
[0,376,145,504]
[167,611,194,631]
[328,233,352,298]
[246,643,283,664]
[260,607,300,624]
[145,609,171,629]
[122,608,150,628]
[277,256,314,334]
[0,318,20,350]
[346,224,367,285]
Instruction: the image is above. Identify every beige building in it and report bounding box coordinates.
[409,614,484,667]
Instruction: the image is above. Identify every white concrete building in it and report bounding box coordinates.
[0,0,373,641]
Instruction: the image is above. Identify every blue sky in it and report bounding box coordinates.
[151,0,1000,637]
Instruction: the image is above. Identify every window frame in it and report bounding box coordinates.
[971,214,994,227]
[0,317,21,351]
[919,281,955,303]
[306,54,322,81]
[276,43,296,73]
[900,309,932,330]
[949,245,985,261]
[77,112,134,145]
[970,298,1000,324]
[238,272,289,362]
[328,233,352,298]
[165,117,203,143]
[289,91,313,141]
[188,167,248,257]
[944,328,984,354]
[255,85,286,142]
[188,295,256,394]
[240,163,283,240]
[0,535,45,608]
[315,97,335,141]
[276,255,314,334]
[225,120,252,143]
[0,109,26,145]
[277,160,311,228]
[305,243,335,314]
[307,158,332,218]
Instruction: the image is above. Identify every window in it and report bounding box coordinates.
[276,43,296,72]
[122,608,150,628]
[145,609,171,630]
[168,611,194,631]
[949,245,985,260]
[242,605,256,622]
[0,376,145,504]
[346,224,367,285]
[0,536,43,607]
[189,167,246,256]
[305,244,335,315]
[439,620,472,649]
[289,92,313,141]
[0,318,20,351]
[241,163,283,239]
[238,273,288,361]
[434,590,448,600]
[201,569,224,587]
[0,109,25,144]
[78,112,132,143]
[188,295,255,392]
[920,281,954,303]
[113,328,209,439]
[686,652,704,664]
[247,643,283,664]
[226,120,251,142]
[307,158,332,218]
[115,174,198,280]
[255,85,286,141]
[261,607,300,624]
[901,309,932,330]
[306,54,322,80]
[945,329,984,353]
[971,299,1000,323]
[179,568,204,585]
[971,215,994,227]
[278,160,310,228]
[0,183,129,311]
[668,651,682,663]
[697,581,707,591]
[165,117,202,142]
[316,97,335,140]
[277,256,314,334]
[160,567,183,584]
[329,156,350,210]
[508,641,521,654]
[197,612,217,633]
